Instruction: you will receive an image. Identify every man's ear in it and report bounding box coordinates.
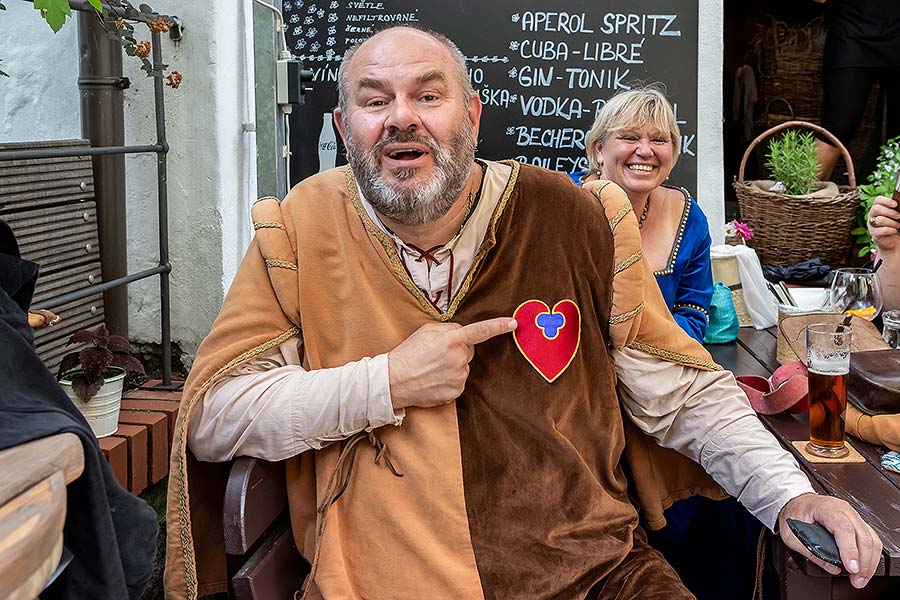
[467,92,483,143]
[333,109,347,144]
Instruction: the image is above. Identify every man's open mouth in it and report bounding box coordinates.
[387,148,426,161]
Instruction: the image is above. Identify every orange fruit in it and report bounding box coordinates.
[844,306,877,318]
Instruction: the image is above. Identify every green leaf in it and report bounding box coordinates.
[765,129,818,195]
[850,227,869,235]
[34,0,72,33]
[87,0,103,12]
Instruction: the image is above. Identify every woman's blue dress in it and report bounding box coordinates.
[650,186,713,343]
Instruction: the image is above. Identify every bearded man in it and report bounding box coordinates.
[165,26,881,600]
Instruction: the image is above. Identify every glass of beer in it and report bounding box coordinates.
[806,323,851,458]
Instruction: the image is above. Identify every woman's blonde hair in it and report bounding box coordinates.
[584,86,681,173]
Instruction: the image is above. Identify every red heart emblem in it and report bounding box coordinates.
[513,299,581,383]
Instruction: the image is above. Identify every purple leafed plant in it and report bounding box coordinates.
[57,324,145,402]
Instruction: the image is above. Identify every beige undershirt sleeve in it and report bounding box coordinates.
[187,339,401,462]
[613,346,815,530]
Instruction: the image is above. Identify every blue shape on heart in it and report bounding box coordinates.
[536,311,565,340]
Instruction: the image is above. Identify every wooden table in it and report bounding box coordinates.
[707,327,900,599]
[0,433,84,599]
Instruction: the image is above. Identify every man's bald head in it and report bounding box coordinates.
[337,26,474,114]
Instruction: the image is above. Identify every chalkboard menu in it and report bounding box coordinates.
[282,1,698,193]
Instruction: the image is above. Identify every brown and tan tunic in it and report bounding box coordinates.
[164,161,781,599]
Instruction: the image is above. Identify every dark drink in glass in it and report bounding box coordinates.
[805,323,851,458]
[808,369,848,451]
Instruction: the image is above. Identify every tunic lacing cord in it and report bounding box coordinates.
[295,431,404,600]
[751,527,768,600]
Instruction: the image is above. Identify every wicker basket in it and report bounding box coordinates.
[733,120,860,267]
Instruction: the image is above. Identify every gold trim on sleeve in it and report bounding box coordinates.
[609,302,644,325]
[254,221,287,230]
[264,258,299,271]
[626,339,722,371]
[614,249,643,275]
[608,202,634,231]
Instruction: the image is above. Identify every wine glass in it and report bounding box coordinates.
[829,268,883,320]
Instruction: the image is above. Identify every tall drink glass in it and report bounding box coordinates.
[806,323,852,458]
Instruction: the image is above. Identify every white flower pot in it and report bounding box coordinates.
[60,368,126,438]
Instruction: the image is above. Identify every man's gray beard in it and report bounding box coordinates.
[345,126,476,226]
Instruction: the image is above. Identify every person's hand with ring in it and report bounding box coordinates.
[869,195,900,311]
[868,195,900,254]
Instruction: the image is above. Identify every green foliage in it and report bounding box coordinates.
[32,0,101,33]
[765,130,820,195]
[5,1,175,82]
[33,0,73,33]
[854,136,900,257]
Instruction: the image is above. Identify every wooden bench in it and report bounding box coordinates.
[224,457,309,599]
[0,139,105,375]
[0,433,85,599]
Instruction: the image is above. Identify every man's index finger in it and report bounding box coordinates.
[456,317,517,345]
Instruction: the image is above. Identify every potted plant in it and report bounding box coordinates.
[764,129,824,196]
[57,324,145,437]
[733,121,860,267]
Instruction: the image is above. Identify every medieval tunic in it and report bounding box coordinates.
[165,161,812,599]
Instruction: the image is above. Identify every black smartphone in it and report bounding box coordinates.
[786,518,843,567]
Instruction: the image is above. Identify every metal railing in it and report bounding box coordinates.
[0,24,178,389]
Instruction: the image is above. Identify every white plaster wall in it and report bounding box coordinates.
[698,0,725,245]
[0,2,81,141]
[0,2,257,359]
[123,0,257,357]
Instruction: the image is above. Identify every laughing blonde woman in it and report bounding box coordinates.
[579,88,713,343]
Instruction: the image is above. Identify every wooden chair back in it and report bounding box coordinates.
[223,457,309,599]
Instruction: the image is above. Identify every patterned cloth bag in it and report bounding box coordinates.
[703,282,740,344]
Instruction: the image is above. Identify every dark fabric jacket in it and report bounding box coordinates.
[0,219,158,599]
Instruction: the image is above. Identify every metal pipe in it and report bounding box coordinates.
[32,265,169,310]
[0,144,164,161]
[68,0,134,17]
[151,31,174,388]
[79,11,128,337]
